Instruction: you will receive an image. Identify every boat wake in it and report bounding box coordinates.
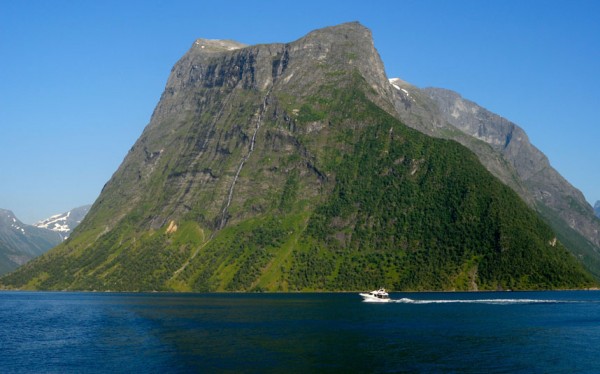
[392,298,565,305]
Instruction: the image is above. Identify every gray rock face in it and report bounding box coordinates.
[153,22,394,126]
[388,79,531,202]
[422,88,551,181]
[595,201,600,218]
[89,21,395,233]
[423,88,598,244]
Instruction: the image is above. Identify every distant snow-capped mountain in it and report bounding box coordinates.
[0,209,63,275]
[34,205,91,237]
[0,205,91,276]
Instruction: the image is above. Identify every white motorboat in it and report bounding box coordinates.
[359,288,390,302]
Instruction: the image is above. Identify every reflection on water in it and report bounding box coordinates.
[2,291,600,372]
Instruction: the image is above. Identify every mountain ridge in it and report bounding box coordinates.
[387,77,600,278]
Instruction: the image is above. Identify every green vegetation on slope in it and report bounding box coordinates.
[536,202,600,280]
[285,74,593,291]
[1,71,594,291]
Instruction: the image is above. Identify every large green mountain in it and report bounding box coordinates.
[1,22,594,291]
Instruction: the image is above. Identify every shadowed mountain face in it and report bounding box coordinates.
[1,22,594,291]
[0,209,63,275]
[388,79,600,279]
[595,201,600,218]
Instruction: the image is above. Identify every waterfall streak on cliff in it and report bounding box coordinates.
[219,89,271,229]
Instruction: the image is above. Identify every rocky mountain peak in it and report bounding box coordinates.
[151,22,394,125]
[192,39,247,53]
[0,209,20,230]
[298,22,393,108]
[0,208,15,219]
[0,209,32,237]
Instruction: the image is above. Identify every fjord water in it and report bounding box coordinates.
[2,292,600,373]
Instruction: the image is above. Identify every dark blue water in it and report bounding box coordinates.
[2,291,600,373]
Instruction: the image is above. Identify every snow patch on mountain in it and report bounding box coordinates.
[36,212,71,232]
[34,205,91,238]
[389,78,415,102]
[0,208,70,275]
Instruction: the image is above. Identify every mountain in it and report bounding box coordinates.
[34,205,92,238]
[0,209,64,275]
[595,201,600,218]
[1,22,594,291]
[0,206,91,275]
[388,79,600,279]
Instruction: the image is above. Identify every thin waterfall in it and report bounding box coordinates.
[218,89,271,230]
[171,90,271,279]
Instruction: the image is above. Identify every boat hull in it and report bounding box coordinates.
[359,293,391,303]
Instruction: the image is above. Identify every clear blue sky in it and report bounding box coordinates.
[1,0,599,224]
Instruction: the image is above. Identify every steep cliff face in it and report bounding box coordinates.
[388,79,600,278]
[81,22,392,234]
[423,88,591,212]
[1,23,594,291]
